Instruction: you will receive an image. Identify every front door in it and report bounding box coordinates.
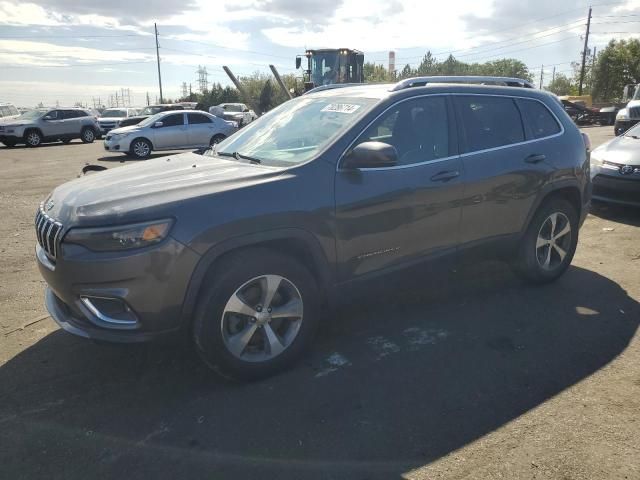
[40,110,65,137]
[153,112,187,149]
[334,95,464,281]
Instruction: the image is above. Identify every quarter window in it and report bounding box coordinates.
[188,113,212,124]
[517,99,561,139]
[355,96,449,166]
[161,113,184,127]
[455,96,524,152]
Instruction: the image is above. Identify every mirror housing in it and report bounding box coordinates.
[341,141,398,170]
[43,115,53,121]
[153,121,163,128]
[243,108,249,112]
[296,56,302,69]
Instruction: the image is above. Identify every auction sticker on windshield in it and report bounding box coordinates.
[321,103,361,114]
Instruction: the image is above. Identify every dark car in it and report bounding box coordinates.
[590,122,640,206]
[117,104,185,128]
[35,77,591,379]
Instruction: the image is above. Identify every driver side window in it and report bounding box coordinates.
[356,96,449,166]
[45,110,60,120]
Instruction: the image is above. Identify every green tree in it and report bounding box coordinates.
[546,73,576,96]
[592,39,640,102]
[416,52,438,75]
[399,64,414,79]
[259,79,275,113]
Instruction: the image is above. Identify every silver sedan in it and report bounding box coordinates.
[591,123,640,206]
[103,110,237,159]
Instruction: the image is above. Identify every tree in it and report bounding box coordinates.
[546,73,576,96]
[259,79,275,113]
[592,39,640,102]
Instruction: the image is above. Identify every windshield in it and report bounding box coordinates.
[17,109,45,120]
[213,95,377,166]
[222,104,243,112]
[311,52,340,86]
[102,109,127,118]
[137,112,165,127]
[141,106,164,115]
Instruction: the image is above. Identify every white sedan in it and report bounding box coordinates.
[104,110,237,159]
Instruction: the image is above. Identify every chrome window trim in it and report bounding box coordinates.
[337,93,565,172]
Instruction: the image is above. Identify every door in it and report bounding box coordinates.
[335,95,464,281]
[40,110,65,137]
[61,110,82,136]
[187,112,216,147]
[454,95,558,247]
[152,113,187,148]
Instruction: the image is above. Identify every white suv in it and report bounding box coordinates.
[0,103,20,120]
[98,107,140,135]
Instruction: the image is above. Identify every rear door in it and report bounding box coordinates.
[62,110,83,136]
[152,112,187,148]
[334,95,464,281]
[454,94,559,249]
[186,112,216,147]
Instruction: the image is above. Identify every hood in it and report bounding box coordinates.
[108,125,142,135]
[44,152,286,226]
[0,118,35,127]
[593,135,640,166]
[99,116,126,122]
[223,112,244,118]
[624,100,640,109]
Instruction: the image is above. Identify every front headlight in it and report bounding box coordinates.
[616,109,629,120]
[110,132,132,140]
[64,219,173,252]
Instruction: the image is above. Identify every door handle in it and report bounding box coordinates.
[525,154,546,164]
[430,170,460,182]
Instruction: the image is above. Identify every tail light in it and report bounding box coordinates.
[581,132,591,152]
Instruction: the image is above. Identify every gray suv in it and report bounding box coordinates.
[0,107,99,147]
[35,77,591,379]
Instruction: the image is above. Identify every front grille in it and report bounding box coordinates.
[35,206,63,259]
[629,106,640,119]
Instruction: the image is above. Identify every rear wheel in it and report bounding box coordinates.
[81,127,96,143]
[129,138,152,159]
[25,130,42,147]
[193,248,321,380]
[210,134,225,146]
[512,197,578,283]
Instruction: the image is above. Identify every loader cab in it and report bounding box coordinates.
[296,48,364,92]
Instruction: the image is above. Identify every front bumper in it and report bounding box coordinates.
[614,119,639,136]
[103,136,132,152]
[37,236,201,343]
[591,172,640,206]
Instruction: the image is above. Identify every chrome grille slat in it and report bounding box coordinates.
[34,205,63,260]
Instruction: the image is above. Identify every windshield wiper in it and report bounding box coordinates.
[215,151,261,164]
[627,135,640,139]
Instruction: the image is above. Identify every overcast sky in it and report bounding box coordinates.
[1,0,639,107]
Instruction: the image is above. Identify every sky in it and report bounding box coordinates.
[1,0,639,107]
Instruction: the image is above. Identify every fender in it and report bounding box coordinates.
[177,228,334,329]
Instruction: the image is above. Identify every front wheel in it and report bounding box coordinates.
[80,127,96,143]
[2,139,16,147]
[210,134,225,146]
[25,130,42,147]
[512,197,578,284]
[193,248,321,380]
[129,138,152,159]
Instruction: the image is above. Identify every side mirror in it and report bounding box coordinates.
[296,57,302,69]
[243,108,249,112]
[43,115,53,121]
[153,121,163,128]
[341,141,398,170]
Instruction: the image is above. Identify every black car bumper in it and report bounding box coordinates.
[614,119,639,136]
[592,174,640,207]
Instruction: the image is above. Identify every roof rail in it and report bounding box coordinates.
[390,76,535,91]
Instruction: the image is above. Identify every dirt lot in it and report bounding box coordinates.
[0,127,639,479]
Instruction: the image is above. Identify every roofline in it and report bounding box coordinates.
[390,76,535,91]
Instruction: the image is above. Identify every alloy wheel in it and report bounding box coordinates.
[220,274,303,362]
[26,132,40,146]
[536,212,572,271]
[133,140,150,158]
[83,129,95,142]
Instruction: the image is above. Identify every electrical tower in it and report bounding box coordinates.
[197,65,209,93]
[181,82,188,98]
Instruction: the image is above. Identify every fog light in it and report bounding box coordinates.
[80,296,139,329]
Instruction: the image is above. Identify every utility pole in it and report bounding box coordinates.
[115,90,119,107]
[579,6,592,95]
[155,23,164,103]
[539,65,544,89]
[590,46,597,90]
[146,91,150,106]
[552,66,556,84]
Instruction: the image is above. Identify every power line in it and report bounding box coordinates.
[1,61,154,69]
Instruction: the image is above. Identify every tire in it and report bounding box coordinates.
[193,248,321,380]
[24,130,42,147]
[2,139,16,148]
[512,197,578,284]
[61,138,72,144]
[129,138,152,159]
[80,127,96,144]
[210,134,226,146]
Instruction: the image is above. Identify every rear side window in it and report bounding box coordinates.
[455,96,524,152]
[161,113,184,127]
[517,99,561,139]
[188,113,212,124]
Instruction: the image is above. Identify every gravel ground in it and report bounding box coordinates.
[0,126,638,479]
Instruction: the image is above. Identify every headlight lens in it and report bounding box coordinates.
[64,219,173,252]
[616,109,629,120]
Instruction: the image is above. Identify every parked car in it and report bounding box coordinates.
[35,78,591,379]
[103,110,237,158]
[117,104,185,128]
[0,102,20,120]
[0,107,99,147]
[213,103,256,126]
[591,123,640,206]
[97,107,140,135]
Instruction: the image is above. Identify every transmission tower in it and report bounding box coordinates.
[197,65,209,93]
[181,82,188,98]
